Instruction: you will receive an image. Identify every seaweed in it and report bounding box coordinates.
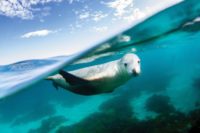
[188,110,200,133]
[56,93,197,133]
[145,94,175,114]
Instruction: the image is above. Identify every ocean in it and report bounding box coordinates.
[0,0,200,132]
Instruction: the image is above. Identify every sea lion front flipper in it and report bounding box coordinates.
[59,70,105,95]
[59,70,90,86]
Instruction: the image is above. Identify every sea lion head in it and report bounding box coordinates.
[120,53,141,76]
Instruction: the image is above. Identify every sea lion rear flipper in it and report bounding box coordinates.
[59,70,90,86]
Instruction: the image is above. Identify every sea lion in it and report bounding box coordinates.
[46,53,141,95]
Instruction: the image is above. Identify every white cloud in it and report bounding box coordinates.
[105,0,147,22]
[122,8,149,22]
[105,0,183,23]
[21,29,57,38]
[78,10,108,22]
[79,12,90,19]
[68,0,81,4]
[93,26,108,32]
[106,0,134,17]
[69,2,109,33]
[0,0,33,19]
[0,0,63,19]
[92,11,108,22]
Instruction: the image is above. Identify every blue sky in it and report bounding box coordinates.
[0,0,182,65]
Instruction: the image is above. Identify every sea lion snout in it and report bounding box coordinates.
[132,69,140,76]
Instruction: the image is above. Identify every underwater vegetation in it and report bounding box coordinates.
[55,91,200,133]
[54,77,200,133]
[145,94,175,114]
[188,110,200,133]
[56,93,134,133]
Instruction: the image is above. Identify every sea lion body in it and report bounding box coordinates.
[47,53,141,95]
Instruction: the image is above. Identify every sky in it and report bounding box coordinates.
[0,0,182,65]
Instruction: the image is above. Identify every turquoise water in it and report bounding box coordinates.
[1,0,200,132]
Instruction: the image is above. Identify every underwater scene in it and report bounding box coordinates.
[1,0,200,133]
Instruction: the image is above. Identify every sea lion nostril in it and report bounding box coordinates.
[132,70,139,76]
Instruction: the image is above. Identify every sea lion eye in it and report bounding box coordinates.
[124,63,127,67]
[138,60,140,63]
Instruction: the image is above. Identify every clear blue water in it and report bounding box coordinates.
[1,0,200,132]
